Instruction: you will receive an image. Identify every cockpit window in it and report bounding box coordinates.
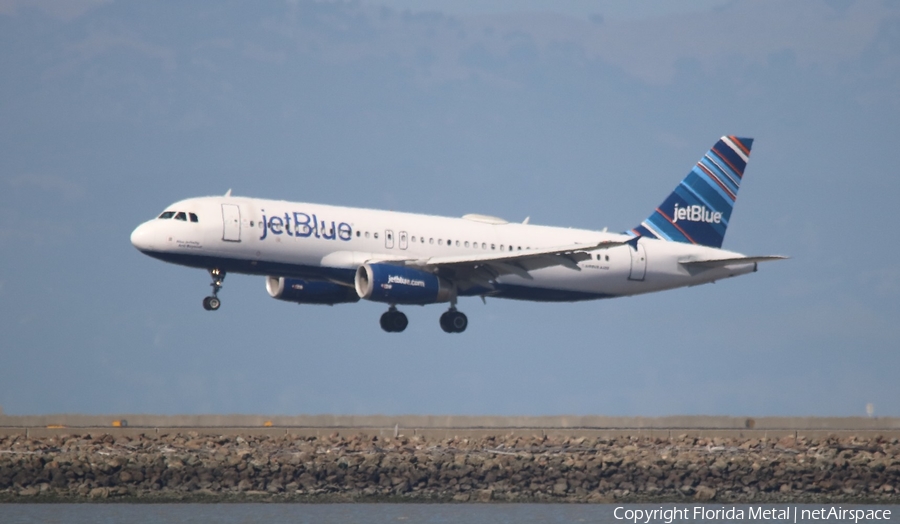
[158,211,175,219]
[189,213,199,223]
[174,212,187,221]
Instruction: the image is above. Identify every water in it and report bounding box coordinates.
[0,504,896,524]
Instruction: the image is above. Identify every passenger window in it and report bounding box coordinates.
[429,238,434,244]
[438,239,443,245]
[606,255,610,261]
[374,232,379,239]
[158,211,175,219]
[365,232,370,238]
[174,212,187,221]
[482,243,486,249]
[464,241,469,248]
[455,240,460,247]
[356,231,361,237]
[491,244,496,250]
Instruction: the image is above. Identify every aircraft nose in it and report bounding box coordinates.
[130,221,154,251]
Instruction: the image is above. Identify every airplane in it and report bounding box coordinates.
[130,136,786,333]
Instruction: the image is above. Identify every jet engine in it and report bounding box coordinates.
[265,276,359,305]
[355,263,453,305]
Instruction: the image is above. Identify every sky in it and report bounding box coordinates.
[1,0,899,418]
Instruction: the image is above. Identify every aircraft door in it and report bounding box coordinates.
[628,243,647,281]
[222,204,241,242]
[399,231,408,250]
[385,230,394,249]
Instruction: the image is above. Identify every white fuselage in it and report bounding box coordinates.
[130,195,757,303]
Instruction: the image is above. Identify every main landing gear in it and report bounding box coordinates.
[439,307,468,333]
[202,268,225,311]
[378,300,468,334]
[380,306,408,333]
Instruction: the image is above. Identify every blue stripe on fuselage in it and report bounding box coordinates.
[137,250,615,303]
[136,249,357,284]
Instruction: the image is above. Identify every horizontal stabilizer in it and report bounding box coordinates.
[679,255,788,269]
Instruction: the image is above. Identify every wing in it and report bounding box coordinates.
[396,239,630,292]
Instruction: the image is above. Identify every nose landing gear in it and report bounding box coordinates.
[439,307,468,333]
[202,268,225,311]
[380,305,408,333]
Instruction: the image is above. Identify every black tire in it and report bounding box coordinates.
[380,311,394,332]
[439,312,453,333]
[450,311,467,333]
[202,297,212,310]
[392,312,408,332]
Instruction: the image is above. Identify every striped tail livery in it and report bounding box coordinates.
[632,136,753,248]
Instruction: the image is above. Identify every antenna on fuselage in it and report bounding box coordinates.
[522,216,530,224]
[224,189,232,197]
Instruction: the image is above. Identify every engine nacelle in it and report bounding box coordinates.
[266,276,360,305]
[355,263,453,305]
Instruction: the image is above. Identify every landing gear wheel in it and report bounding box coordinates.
[380,308,408,333]
[450,311,467,332]
[439,312,452,333]
[203,268,226,311]
[203,296,221,311]
[440,309,467,333]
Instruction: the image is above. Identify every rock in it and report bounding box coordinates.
[89,487,109,499]
[694,485,716,501]
[0,431,896,503]
[475,489,493,502]
[18,486,40,496]
[587,491,613,503]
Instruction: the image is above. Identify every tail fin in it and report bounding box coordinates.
[631,136,753,248]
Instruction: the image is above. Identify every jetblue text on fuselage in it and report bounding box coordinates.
[671,203,722,224]
[259,210,352,241]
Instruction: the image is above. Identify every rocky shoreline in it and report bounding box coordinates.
[1,432,898,503]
